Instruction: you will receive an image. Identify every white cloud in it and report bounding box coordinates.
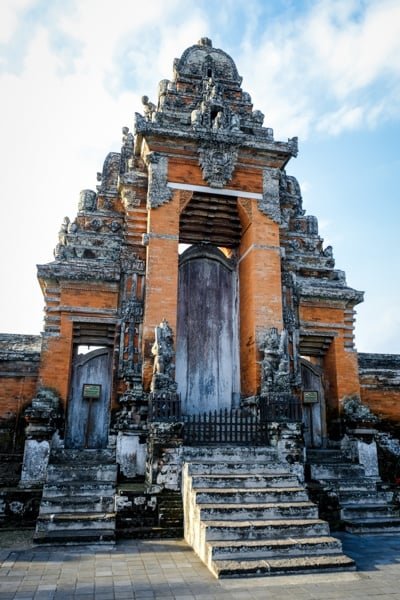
[236,0,400,139]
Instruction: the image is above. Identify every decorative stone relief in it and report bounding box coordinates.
[121,187,140,208]
[261,328,291,394]
[120,251,145,274]
[264,170,282,220]
[260,167,281,223]
[145,153,172,208]
[23,388,62,440]
[96,152,121,199]
[78,189,97,212]
[151,320,177,392]
[198,143,238,188]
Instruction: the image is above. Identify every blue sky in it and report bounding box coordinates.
[0,0,399,353]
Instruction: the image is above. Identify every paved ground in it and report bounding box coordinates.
[0,531,400,599]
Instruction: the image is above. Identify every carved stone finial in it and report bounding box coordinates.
[198,37,212,47]
[78,189,97,212]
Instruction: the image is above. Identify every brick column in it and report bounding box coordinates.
[238,198,283,396]
[142,191,180,390]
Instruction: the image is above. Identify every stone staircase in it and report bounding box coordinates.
[182,446,355,578]
[307,448,400,534]
[34,448,117,544]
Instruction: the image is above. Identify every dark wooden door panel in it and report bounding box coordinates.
[65,348,112,449]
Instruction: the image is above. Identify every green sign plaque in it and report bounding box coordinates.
[303,391,319,404]
[82,384,102,399]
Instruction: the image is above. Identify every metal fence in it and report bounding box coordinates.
[148,392,181,422]
[182,408,268,446]
[260,393,302,423]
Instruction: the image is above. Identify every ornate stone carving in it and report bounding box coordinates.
[96,152,121,198]
[141,95,156,122]
[78,189,97,212]
[120,251,145,273]
[121,187,140,208]
[145,153,172,208]
[151,320,177,392]
[261,328,291,394]
[260,167,281,223]
[121,126,134,172]
[23,389,62,441]
[198,143,238,188]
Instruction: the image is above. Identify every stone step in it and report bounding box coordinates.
[306,450,345,464]
[36,512,115,533]
[43,482,115,498]
[194,487,308,504]
[39,496,115,514]
[198,501,318,521]
[183,446,278,461]
[202,518,330,541]
[190,473,300,489]
[207,535,343,560]
[34,528,115,545]
[336,479,377,492]
[188,462,296,475]
[341,504,400,520]
[344,517,400,534]
[339,490,392,504]
[211,554,356,578]
[50,448,116,464]
[46,465,117,483]
[310,464,366,480]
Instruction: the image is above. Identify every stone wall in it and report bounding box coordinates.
[0,334,41,452]
[359,353,400,424]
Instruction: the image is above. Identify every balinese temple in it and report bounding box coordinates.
[1,38,400,577]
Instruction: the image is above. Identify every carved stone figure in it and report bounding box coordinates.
[261,327,291,393]
[230,112,241,131]
[142,95,156,122]
[151,320,177,392]
[212,110,224,130]
[191,107,203,130]
[121,126,134,171]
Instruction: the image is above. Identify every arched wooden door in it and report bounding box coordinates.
[65,347,112,449]
[175,245,240,415]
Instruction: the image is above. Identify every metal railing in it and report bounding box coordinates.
[182,408,268,446]
[260,393,302,423]
[148,392,181,422]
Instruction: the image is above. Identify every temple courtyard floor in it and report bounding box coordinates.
[0,531,399,599]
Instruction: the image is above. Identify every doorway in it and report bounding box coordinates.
[301,359,326,448]
[65,346,112,449]
[175,245,240,415]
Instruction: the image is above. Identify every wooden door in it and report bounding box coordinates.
[301,359,325,448]
[65,347,112,449]
[176,245,240,415]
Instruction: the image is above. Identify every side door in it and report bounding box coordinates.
[65,347,112,449]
